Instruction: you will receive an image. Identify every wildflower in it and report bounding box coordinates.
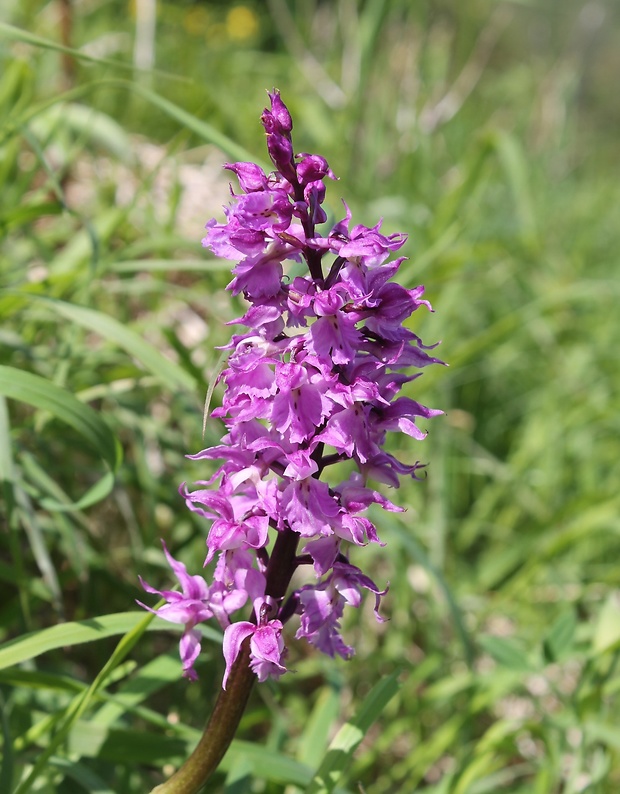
[223,616,286,688]
[137,542,214,681]
[140,90,443,685]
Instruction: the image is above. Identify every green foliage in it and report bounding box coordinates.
[1,1,619,791]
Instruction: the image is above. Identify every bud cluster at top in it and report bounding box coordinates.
[139,91,443,687]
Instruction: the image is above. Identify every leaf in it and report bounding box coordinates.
[92,653,183,727]
[388,520,475,666]
[584,719,620,751]
[31,297,197,393]
[305,669,401,794]
[0,669,84,693]
[12,610,160,794]
[13,605,217,793]
[0,200,63,229]
[592,593,620,656]
[222,742,350,793]
[478,635,533,672]
[452,750,499,794]
[29,102,134,164]
[0,395,15,519]
[64,720,323,789]
[0,611,222,671]
[542,610,577,663]
[489,129,540,251]
[203,347,229,438]
[0,366,119,470]
[48,756,115,794]
[47,208,125,275]
[297,685,342,768]
[224,755,254,792]
[0,21,184,82]
[125,81,267,166]
[0,365,121,510]
[0,690,13,794]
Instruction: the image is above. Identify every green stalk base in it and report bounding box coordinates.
[150,641,254,794]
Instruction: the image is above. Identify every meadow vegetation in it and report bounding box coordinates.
[1,1,619,792]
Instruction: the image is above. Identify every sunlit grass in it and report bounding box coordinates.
[1,1,619,792]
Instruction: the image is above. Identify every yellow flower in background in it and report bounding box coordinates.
[226,5,259,41]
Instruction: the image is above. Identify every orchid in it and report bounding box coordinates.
[140,90,443,691]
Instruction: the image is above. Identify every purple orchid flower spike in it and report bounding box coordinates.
[140,89,443,692]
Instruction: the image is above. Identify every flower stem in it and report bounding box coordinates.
[150,528,300,794]
[150,639,255,794]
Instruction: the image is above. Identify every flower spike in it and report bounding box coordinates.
[140,91,443,687]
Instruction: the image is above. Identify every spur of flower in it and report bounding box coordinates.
[139,90,443,687]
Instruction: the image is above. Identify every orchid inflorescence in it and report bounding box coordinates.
[139,91,443,688]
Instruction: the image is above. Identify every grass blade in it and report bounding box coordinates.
[0,612,212,671]
[31,298,197,394]
[305,669,401,794]
[122,81,268,166]
[0,366,120,510]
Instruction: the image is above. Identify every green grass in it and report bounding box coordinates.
[1,1,619,791]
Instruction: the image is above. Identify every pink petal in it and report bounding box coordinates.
[222,622,255,689]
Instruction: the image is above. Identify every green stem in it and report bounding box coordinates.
[150,528,300,793]
[150,641,255,794]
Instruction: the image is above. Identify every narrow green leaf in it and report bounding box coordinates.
[0,612,219,671]
[64,720,324,790]
[0,691,13,794]
[125,81,267,166]
[388,519,475,666]
[584,720,620,751]
[0,21,133,71]
[305,669,401,794]
[297,685,342,768]
[431,135,492,234]
[47,208,124,275]
[592,594,620,656]
[401,221,461,284]
[542,610,577,663]
[225,756,253,792]
[17,487,63,607]
[478,635,533,672]
[203,347,229,438]
[0,21,185,82]
[30,102,134,164]
[0,365,120,513]
[0,200,63,229]
[0,366,119,470]
[490,129,540,251]
[40,472,116,513]
[31,297,197,393]
[13,610,161,793]
[405,714,466,788]
[0,395,15,520]
[0,56,32,114]
[92,653,182,727]
[0,668,85,693]
[222,741,332,789]
[67,721,192,765]
[48,756,115,794]
[453,750,499,794]
[0,366,120,464]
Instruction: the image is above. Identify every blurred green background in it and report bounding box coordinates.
[1,1,619,792]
